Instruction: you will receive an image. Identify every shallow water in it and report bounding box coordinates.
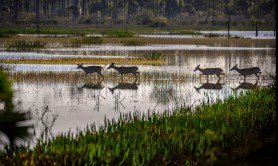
[199,30,276,39]
[1,48,276,146]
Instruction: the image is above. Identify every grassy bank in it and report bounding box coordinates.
[0,87,275,165]
[0,24,275,35]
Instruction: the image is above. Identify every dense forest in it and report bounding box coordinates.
[0,0,276,28]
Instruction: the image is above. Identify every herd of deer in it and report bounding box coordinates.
[77,62,262,81]
[77,62,139,80]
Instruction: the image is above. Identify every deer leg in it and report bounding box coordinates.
[217,74,221,79]
[99,73,104,80]
[255,73,260,80]
[133,73,138,82]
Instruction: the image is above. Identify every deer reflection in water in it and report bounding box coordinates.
[108,80,139,94]
[231,80,260,91]
[77,80,104,91]
[194,79,224,92]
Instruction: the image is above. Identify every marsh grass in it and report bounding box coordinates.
[101,31,135,38]
[68,37,103,47]
[8,71,192,84]
[5,40,46,51]
[0,57,166,65]
[0,87,275,165]
[139,51,165,60]
[169,30,202,35]
[120,39,145,46]
[0,35,275,48]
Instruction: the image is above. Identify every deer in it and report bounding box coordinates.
[77,63,104,79]
[107,62,139,79]
[194,64,225,80]
[230,64,261,80]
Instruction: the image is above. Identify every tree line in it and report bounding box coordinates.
[0,0,276,28]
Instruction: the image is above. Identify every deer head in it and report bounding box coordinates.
[107,62,115,69]
[194,64,201,72]
[230,64,238,71]
[77,63,84,69]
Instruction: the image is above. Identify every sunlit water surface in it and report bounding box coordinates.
[0,47,275,146]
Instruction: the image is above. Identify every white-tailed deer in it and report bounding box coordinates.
[77,63,104,79]
[194,64,225,79]
[230,64,261,80]
[107,62,139,78]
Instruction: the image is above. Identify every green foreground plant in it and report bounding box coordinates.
[0,70,33,147]
[0,86,275,165]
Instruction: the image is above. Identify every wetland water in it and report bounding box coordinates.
[0,47,276,143]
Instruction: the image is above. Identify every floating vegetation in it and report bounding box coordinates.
[169,30,202,35]
[5,40,46,51]
[0,87,275,165]
[143,51,165,60]
[0,35,275,49]
[68,36,103,47]
[120,39,145,46]
[101,31,135,38]
[7,71,192,84]
[0,57,166,65]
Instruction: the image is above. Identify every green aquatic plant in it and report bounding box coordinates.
[0,71,13,110]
